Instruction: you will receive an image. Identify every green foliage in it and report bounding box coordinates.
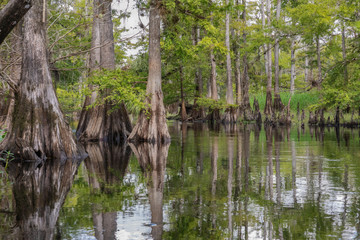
[56,85,84,119]
[0,128,5,142]
[0,150,14,172]
[195,97,236,111]
[252,91,320,112]
[86,69,147,114]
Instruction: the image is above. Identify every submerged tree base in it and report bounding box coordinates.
[77,102,132,144]
[129,92,170,144]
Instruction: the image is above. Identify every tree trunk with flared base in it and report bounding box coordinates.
[273,93,283,113]
[76,0,132,143]
[129,93,170,144]
[222,0,236,124]
[0,0,86,162]
[128,0,170,143]
[76,100,132,143]
[264,90,273,122]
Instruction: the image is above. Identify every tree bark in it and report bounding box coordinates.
[290,39,296,95]
[0,22,23,130]
[316,36,322,89]
[264,0,273,117]
[129,0,170,143]
[225,0,234,105]
[0,0,86,162]
[222,0,236,123]
[76,0,132,143]
[241,0,253,121]
[341,25,348,84]
[0,0,31,45]
[273,0,283,112]
[191,27,205,120]
[179,65,187,121]
[233,0,242,106]
[304,54,309,83]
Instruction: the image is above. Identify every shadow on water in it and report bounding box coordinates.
[0,158,81,239]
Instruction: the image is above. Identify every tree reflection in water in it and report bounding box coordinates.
[84,142,131,240]
[4,158,81,239]
[130,142,169,240]
[2,123,360,239]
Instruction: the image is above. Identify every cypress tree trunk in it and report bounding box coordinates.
[316,36,322,89]
[76,0,132,143]
[234,0,242,105]
[222,0,236,123]
[179,65,187,121]
[264,0,273,117]
[191,27,205,120]
[304,54,309,83]
[128,0,170,143]
[241,0,253,121]
[341,25,348,84]
[0,0,31,45]
[290,39,296,95]
[273,0,283,112]
[0,0,86,162]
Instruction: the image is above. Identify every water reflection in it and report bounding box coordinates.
[3,123,360,239]
[130,143,169,240]
[2,159,81,239]
[84,142,131,240]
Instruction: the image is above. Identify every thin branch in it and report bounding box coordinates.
[49,22,84,51]
[50,41,113,64]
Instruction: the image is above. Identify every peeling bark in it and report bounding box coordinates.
[0,0,86,161]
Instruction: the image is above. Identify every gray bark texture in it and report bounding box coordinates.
[264,0,273,117]
[341,26,348,84]
[0,0,31,44]
[76,0,132,143]
[290,39,296,95]
[128,0,170,143]
[0,22,22,130]
[222,0,236,123]
[241,0,253,121]
[316,36,322,88]
[0,0,86,162]
[273,0,282,112]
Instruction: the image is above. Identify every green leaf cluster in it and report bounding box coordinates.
[86,69,147,114]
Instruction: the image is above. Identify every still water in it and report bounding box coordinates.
[1,122,360,239]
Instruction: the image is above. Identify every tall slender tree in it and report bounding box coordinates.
[264,0,273,117]
[129,0,170,143]
[223,0,236,123]
[273,0,283,111]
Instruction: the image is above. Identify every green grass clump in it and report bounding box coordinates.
[251,91,320,113]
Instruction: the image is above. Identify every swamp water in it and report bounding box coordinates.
[1,122,360,239]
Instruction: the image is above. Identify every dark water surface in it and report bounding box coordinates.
[1,122,360,239]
